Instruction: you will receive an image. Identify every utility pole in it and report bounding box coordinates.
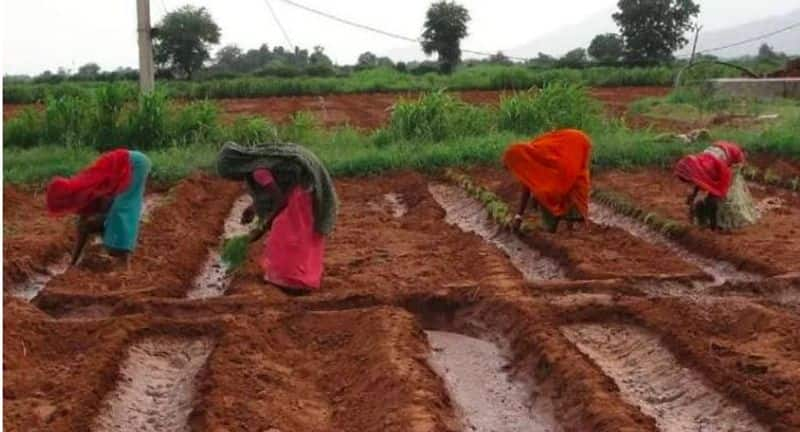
[137,0,155,93]
[689,24,703,65]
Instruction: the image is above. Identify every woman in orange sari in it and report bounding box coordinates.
[503,129,592,233]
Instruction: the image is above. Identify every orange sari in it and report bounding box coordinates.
[502,129,592,219]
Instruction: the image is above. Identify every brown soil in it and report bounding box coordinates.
[463,166,706,280]
[749,154,800,180]
[595,168,800,275]
[5,168,800,431]
[3,185,73,287]
[33,173,242,314]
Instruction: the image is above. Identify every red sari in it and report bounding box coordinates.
[253,169,325,291]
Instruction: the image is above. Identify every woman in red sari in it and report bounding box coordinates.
[217,142,338,295]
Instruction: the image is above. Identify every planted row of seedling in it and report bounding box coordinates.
[741,166,800,191]
[591,188,687,237]
[443,169,537,234]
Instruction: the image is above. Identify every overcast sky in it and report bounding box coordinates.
[3,0,798,75]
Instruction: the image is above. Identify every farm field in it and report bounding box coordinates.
[4,87,671,129]
[5,157,800,430]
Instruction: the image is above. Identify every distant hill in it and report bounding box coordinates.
[507,7,799,60]
[676,9,800,58]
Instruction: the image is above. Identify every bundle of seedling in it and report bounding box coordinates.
[591,188,687,237]
[443,169,537,234]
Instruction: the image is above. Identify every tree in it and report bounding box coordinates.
[488,51,513,65]
[215,45,243,72]
[77,62,101,78]
[588,33,624,64]
[613,0,699,65]
[356,51,378,70]
[153,6,221,79]
[309,46,333,66]
[757,43,785,62]
[558,48,588,68]
[421,1,470,74]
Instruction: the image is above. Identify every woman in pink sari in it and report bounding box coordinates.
[217,142,338,295]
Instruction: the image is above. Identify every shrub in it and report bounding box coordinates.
[498,82,601,134]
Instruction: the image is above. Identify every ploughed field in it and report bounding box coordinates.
[4,166,800,431]
[3,87,670,129]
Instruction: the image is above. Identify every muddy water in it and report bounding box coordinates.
[383,192,408,218]
[428,184,566,281]
[562,324,766,432]
[93,337,213,432]
[187,195,253,299]
[426,331,560,432]
[589,202,758,285]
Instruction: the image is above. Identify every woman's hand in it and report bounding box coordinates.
[241,204,256,225]
[511,214,523,232]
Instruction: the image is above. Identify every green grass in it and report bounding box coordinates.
[5,85,799,186]
[3,65,687,103]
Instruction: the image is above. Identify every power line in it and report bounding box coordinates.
[263,0,295,51]
[274,0,527,60]
[677,20,800,58]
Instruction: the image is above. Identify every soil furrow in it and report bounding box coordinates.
[92,337,213,432]
[187,195,253,300]
[33,174,242,314]
[428,182,566,281]
[462,166,706,280]
[426,330,560,432]
[589,202,757,284]
[594,169,800,275]
[562,323,767,432]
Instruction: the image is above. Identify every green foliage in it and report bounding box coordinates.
[613,0,700,64]
[558,48,588,68]
[3,107,44,149]
[221,234,250,271]
[588,34,624,64]
[224,116,279,145]
[498,83,601,134]
[421,1,471,73]
[125,91,169,150]
[154,5,221,79]
[387,90,494,141]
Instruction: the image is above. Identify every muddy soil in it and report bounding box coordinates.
[3,185,73,287]
[227,171,526,301]
[33,174,242,314]
[463,166,706,280]
[5,169,800,432]
[595,168,800,275]
[749,154,800,181]
[197,307,459,432]
[563,323,766,431]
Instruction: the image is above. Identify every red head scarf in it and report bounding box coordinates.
[674,154,732,198]
[46,149,133,216]
[714,141,745,166]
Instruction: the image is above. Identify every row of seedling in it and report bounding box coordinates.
[591,188,687,237]
[741,165,800,191]
[443,169,538,234]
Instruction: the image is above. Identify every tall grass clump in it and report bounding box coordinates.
[4,107,45,148]
[498,82,601,134]
[89,83,131,148]
[224,116,279,144]
[387,90,495,142]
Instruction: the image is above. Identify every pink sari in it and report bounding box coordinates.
[253,169,325,291]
